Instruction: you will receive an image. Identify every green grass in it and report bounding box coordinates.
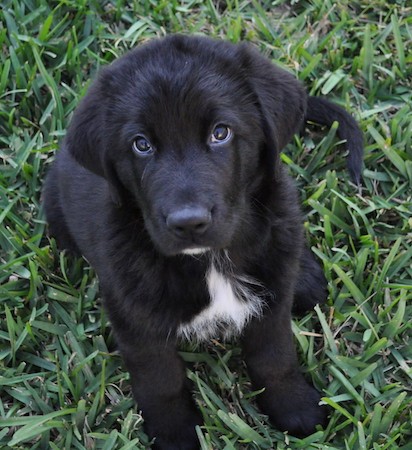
[1,0,411,449]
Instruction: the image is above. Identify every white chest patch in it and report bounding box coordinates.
[177,263,264,341]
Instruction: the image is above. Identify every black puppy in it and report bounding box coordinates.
[44,35,362,449]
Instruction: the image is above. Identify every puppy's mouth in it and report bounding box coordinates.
[152,234,225,257]
[181,247,211,256]
[154,232,226,257]
[144,205,237,257]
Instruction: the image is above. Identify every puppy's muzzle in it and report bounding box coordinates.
[166,206,212,239]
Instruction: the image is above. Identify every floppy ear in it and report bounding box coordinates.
[240,44,307,176]
[64,79,124,207]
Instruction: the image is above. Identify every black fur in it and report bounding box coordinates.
[306,96,363,183]
[43,35,363,449]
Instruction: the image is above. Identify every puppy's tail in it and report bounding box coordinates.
[306,96,363,184]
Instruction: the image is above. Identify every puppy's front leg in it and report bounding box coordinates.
[117,338,202,450]
[242,304,327,437]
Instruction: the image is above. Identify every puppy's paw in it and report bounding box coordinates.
[292,269,327,315]
[148,409,202,450]
[293,248,328,315]
[260,381,328,437]
[152,434,199,450]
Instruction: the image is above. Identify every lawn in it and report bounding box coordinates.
[0,1,411,449]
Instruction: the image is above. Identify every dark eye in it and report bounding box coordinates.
[210,124,232,144]
[132,136,154,155]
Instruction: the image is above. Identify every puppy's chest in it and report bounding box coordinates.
[177,263,264,341]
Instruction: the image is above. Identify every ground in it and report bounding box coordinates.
[0,1,411,449]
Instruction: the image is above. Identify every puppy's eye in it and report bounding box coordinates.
[210,124,232,144]
[132,136,154,155]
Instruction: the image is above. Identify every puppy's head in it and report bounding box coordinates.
[66,35,306,256]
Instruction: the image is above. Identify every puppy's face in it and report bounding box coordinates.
[67,36,307,255]
[108,53,264,255]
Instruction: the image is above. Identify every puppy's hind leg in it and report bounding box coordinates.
[43,169,80,255]
[292,247,328,315]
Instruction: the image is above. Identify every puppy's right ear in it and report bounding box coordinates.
[65,81,124,207]
[239,44,307,177]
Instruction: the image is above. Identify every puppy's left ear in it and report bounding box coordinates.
[240,45,307,176]
[65,78,124,207]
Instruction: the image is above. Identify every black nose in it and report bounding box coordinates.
[166,207,212,238]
